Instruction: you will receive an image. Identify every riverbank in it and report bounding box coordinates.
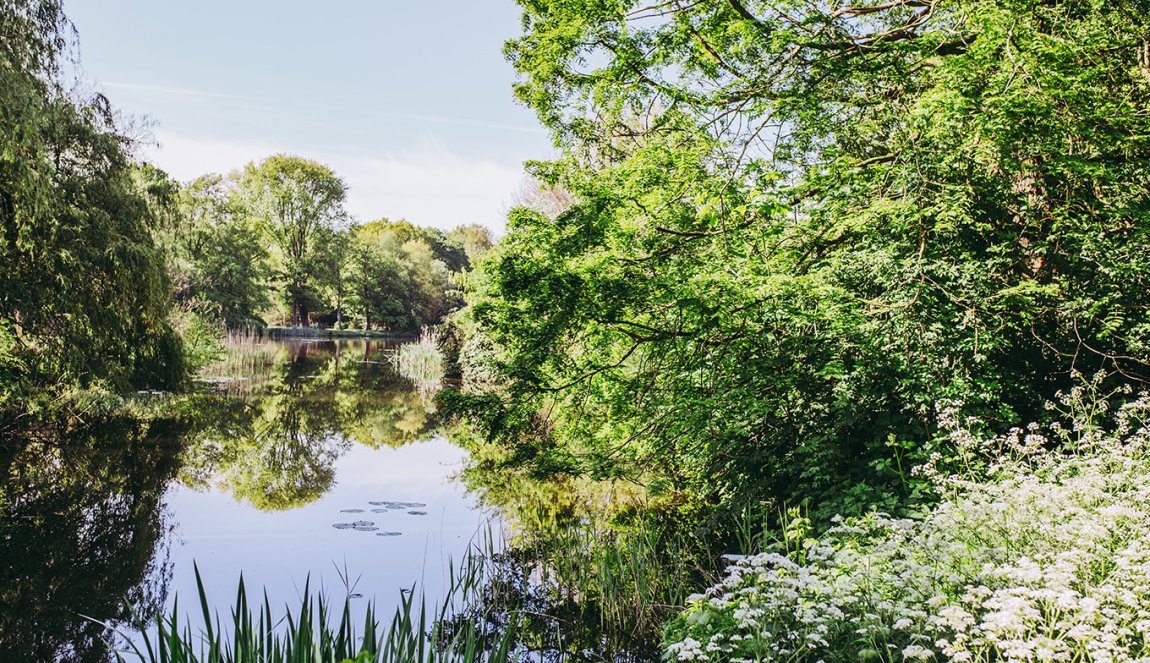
[264,326,420,341]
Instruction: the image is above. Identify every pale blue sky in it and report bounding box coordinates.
[65,1,554,230]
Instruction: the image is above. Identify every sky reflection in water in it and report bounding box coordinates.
[0,337,491,662]
[164,338,491,627]
[165,437,488,620]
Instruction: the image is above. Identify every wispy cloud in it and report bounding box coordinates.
[106,80,548,135]
[103,81,263,104]
[147,131,526,231]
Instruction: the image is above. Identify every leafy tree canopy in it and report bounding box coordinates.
[460,0,1150,519]
[240,154,348,327]
[1,0,185,425]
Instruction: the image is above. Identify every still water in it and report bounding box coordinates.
[0,337,492,662]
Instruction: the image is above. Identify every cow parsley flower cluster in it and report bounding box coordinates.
[666,384,1150,663]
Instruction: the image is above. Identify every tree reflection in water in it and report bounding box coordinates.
[0,418,183,662]
[180,338,439,511]
[0,337,444,659]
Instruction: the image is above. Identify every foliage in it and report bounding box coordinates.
[169,302,227,372]
[346,220,466,332]
[396,328,446,398]
[169,172,272,329]
[447,224,495,266]
[146,165,471,334]
[1,0,186,424]
[665,381,1150,663]
[449,424,727,659]
[0,417,185,662]
[459,0,1150,522]
[240,154,348,327]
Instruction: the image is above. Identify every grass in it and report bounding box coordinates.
[102,517,704,662]
[395,329,445,398]
[193,328,280,395]
[520,517,712,650]
[111,552,517,663]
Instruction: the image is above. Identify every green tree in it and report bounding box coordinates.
[311,226,351,328]
[156,173,271,328]
[448,223,495,265]
[344,219,465,331]
[457,0,1150,520]
[240,155,347,327]
[1,0,185,425]
[347,223,413,330]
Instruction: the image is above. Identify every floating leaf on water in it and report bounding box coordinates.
[376,531,402,537]
[369,500,425,509]
[332,523,354,529]
[353,525,378,532]
[351,520,374,527]
[349,593,364,599]
[340,508,364,513]
[370,508,388,513]
[407,511,427,516]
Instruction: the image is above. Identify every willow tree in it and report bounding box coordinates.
[460,0,1150,518]
[240,155,347,327]
[1,0,184,425]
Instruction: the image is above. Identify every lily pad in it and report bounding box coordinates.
[407,511,427,516]
[332,523,355,529]
[369,500,426,509]
[376,531,402,537]
[340,508,364,513]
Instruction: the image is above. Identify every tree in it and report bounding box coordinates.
[346,223,413,330]
[1,0,185,425]
[448,223,496,265]
[311,226,350,328]
[457,0,1150,520]
[368,218,470,272]
[174,174,271,328]
[344,220,466,331]
[240,155,347,327]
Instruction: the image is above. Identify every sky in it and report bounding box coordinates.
[64,0,555,231]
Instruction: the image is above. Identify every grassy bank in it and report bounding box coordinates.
[264,327,419,341]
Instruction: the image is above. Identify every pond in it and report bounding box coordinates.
[0,337,495,662]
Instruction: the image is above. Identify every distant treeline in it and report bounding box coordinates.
[141,156,493,332]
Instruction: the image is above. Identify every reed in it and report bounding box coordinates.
[527,518,711,644]
[113,552,517,663]
[395,328,445,397]
[195,328,279,394]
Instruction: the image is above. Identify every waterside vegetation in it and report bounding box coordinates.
[5,0,1150,661]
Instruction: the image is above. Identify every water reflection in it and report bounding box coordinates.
[0,337,472,662]
[0,419,183,662]
[183,339,438,510]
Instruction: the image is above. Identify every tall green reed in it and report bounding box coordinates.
[395,329,445,398]
[112,551,516,663]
